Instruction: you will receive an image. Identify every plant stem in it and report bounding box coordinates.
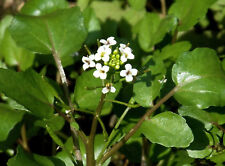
[104,99,140,108]
[160,0,167,17]
[20,124,30,152]
[99,87,178,164]
[51,49,84,164]
[96,106,131,164]
[87,93,106,166]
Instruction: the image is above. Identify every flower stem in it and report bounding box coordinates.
[98,87,178,164]
[86,93,106,166]
[104,99,140,108]
[96,106,131,164]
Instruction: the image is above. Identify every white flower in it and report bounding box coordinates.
[102,83,116,94]
[120,64,138,82]
[93,63,109,80]
[100,37,117,46]
[82,54,95,70]
[95,45,111,62]
[119,44,134,63]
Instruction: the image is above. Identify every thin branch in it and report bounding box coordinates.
[45,21,84,164]
[160,0,166,17]
[98,87,178,164]
[87,93,106,166]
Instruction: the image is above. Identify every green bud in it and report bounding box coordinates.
[116,54,120,59]
[112,54,116,58]
[120,60,124,65]
[111,63,116,67]
[113,49,118,55]
[104,62,108,66]
[115,65,120,70]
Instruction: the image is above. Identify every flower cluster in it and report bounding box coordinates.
[82,37,138,94]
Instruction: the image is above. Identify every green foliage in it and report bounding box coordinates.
[9,7,87,66]
[8,146,65,166]
[172,48,225,109]
[169,0,217,31]
[0,0,225,165]
[140,112,193,147]
[0,104,24,141]
[0,69,57,118]
[74,70,121,115]
[133,57,166,107]
[138,13,177,51]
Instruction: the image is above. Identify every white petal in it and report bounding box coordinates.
[121,55,127,63]
[125,64,132,70]
[90,61,95,68]
[93,70,100,78]
[120,44,126,49]
[105,47,112,54]
[83,63,89,71]
[95,63,102,70]
[107,37,114,41]
[102,87,109,94]
[103,65,109,72]
[82,56,89,63]
[100,39,107,45]
[127,52,134,59]
[102,55,110,62]
[95,53,101,61]
[126,75,133,82]
[131,69,138,76]
[110,86,116,93]
[97,46,104,53]
[89,54,95,60]
[120,70,127,77]
[100,73,107,80]
[124,47,132,53]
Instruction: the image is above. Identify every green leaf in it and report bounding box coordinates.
[74,70,121,115]
[128,0,146,10]
[169,0,216,31]
[154,41,192,62]
[83,7,101,45]
[0,69,57,118]
[140,112,193,147]
[0,104,24,141]
[138,13,177,51]
[21,0,69,16]
[178,106,213,130]
[172,48,225,109]
[7,146,66,166]
[77,0,90,11]
[9,7,87,66]
[35,115,65,131]
[0,16,35,71]
[133,57,166,107]
[91,1,124,22]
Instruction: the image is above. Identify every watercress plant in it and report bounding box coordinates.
[0,0,225,165]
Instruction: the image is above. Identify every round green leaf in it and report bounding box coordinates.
[172,48,225,109]
[0,104,24,141]
[74,70,121,115]
[133,57,166,107]
[140,112,193,147]
[9,7,87,60]
[138,13,177,51]
[21,0,69,16]
[169,0,216,31]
